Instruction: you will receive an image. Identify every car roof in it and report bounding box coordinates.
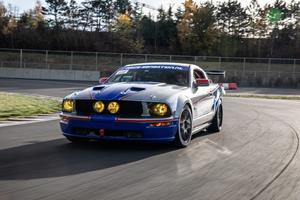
[124,62,191,68]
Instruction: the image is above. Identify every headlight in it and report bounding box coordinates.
[93,101,105,113]
[62,100,74,112]
[149,103,168,117]
[107,102,120,114]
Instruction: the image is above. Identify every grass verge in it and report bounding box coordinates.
[225,94,300,101]
[0,92,60,120]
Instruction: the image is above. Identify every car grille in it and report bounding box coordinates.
[72,127,143,138]
[75,100,143,118]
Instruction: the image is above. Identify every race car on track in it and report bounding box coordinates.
[60,63,225,147]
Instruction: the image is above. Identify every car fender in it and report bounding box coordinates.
[213,87,223,112]
[173,94,194,119]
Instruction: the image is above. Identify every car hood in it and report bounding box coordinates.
[67,82,188,102]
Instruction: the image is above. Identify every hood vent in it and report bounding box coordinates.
[130,87,145,92]
[93,86,105,91]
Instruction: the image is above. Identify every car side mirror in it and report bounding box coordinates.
[195,78,209,87]
[99,77,108,84]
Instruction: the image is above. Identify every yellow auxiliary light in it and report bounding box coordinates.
[62,100,74,113]
[108,102,120,114]
[93,101,105,113]
[150,103,168,117]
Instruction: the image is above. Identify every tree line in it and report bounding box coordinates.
[0,0,299,58]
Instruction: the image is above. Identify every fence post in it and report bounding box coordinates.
[70,51,73,70]
[95,52,98,71]
[218,57,221,69]
[145,54,148,62]
[194,56,197,64]
[120,53,123,66]
[293,59,296,79]
[45,50,49,69]
[267,58,271,78]
[20,49,23,68]
[170,55,172,62]
[243,57,246,75]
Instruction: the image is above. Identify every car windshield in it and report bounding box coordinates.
[108,65,189,86]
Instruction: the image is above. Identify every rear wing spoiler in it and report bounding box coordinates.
[205,70,226,78]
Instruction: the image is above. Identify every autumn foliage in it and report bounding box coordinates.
[0,0,299,58]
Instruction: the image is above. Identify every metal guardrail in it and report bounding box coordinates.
[0,48,299,77]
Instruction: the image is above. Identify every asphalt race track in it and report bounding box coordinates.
[0,79,300,200]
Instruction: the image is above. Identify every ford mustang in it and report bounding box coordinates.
[60,63,225,147]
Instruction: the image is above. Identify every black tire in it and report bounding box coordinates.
[66,136,89,143]
[174,105,193,148]
[207,103,223,132]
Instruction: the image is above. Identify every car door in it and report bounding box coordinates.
[191,68,215,127]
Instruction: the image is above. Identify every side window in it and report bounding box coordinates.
[193,69,205,82]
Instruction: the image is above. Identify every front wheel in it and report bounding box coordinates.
[174,105,193,148]
[207,103,223,132]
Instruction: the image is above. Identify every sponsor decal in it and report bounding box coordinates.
[124,65,188,71]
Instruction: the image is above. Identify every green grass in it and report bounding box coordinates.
[225,94,300,101]
[0,92,61,120]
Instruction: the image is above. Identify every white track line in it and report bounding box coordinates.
[0,114,60,128]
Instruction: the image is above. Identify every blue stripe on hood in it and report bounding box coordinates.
[91,83,158,100]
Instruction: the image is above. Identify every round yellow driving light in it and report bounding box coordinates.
[93,101,105,113]
[107,102,120,114]
[151,103,168,116]
[63,100,74,112]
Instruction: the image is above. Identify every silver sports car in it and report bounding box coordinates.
[60,62,225,147]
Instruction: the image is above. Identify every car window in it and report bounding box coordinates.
[108,67,189,86]
[193,69,205,82]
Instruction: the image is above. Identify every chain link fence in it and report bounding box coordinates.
[0,48,300,87]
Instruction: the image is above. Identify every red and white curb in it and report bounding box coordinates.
[220,83,238,90]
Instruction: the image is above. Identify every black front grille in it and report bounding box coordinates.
[119,101,143,118]
[105,130,143,138]
[72,127,97,135]
[71,127,143,138]
[75,100,94,115]
[75,100,143,118]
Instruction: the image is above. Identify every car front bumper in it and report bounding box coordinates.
[59,114,178,142]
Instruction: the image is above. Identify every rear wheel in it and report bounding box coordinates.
[207,103,223,132]
[66,136,89,143]
[174,105,192,148]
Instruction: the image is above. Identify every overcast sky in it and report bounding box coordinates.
[4,0,291,13]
